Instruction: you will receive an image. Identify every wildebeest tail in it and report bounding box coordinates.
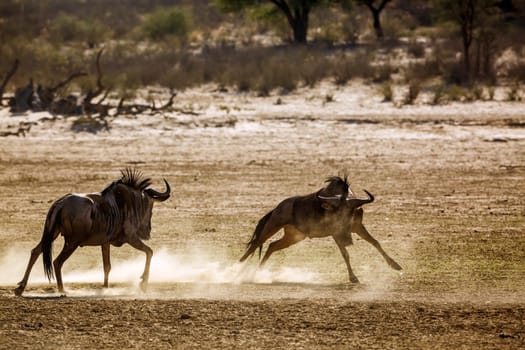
[240,210,273,262]
[41,197,65,281]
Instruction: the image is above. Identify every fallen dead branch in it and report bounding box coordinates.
[0,50,177,121]
[0,121,34,137]
[116,92,177,116]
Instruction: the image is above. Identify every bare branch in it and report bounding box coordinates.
[50,72,88,93]
[84,49,106,104]
[0,59,20,105]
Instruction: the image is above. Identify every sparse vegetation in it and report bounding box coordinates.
[48,12,113,47]
[333,51,375,85]
[407,39,426,58]
[141,7,192,44]
[470,86,484,101]
[431,84,445,105]
[506,83,522,101]
[444,84,468,102]
[0,0,524,106]
[380,81,393,102]
[403,80,421,105]
[487,85,496,100]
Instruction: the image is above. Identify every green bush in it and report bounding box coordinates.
[49,13,112,47]
[141,7,191,42]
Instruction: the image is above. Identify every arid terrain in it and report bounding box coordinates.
[0,83,524,349]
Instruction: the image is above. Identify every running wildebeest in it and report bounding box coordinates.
[239,176,402,283]
[14,168,170,296]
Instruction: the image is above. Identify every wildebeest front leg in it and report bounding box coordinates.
[14,242,43,296]
[333,236,360,283]
[101,243,111,288]
[128,238,153,292]
[352,208,402,271]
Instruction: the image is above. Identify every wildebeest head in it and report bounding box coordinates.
[104,168,170,240]
[317,176,350,210]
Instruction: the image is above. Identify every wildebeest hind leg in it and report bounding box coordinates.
[239,224,283,262]
[53,242,78,293]
[14,242,43,296]
[260,226,306,267]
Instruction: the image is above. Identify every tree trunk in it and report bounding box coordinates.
[372,8,383,39]
[0,59,19,105]
[362,0,392,39]
[459,0,475,84]
[9,79,34,113]
[462,27,471,80]
[270,0,310,44]
[291,16,308,43]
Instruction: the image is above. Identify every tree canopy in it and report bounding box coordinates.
[216,0,343,43]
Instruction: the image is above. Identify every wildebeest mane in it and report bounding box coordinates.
[324,175,349,193]
[119,168,152,191]
[325,175,349,186]
[100,168,152,195]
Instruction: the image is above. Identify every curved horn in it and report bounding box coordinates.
[318,194,343,209]
[317,194,342,200]
[346,189,374,208]
[145,178,171,201]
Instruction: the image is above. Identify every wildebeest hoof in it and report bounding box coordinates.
[14,286,24,297]
[350,275,360,283]
[388,259,402,271]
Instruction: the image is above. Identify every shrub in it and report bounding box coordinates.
[373,63,394,83]
[431,84,445,105]
[442,60,469,85]
[333,52,374,85]
[470,86,484,101]
[507,61,525,83]
[141,7,191,43]
[444,84,468,102]
[487,86,496,100]
[406,59,441,82]
[300,53,331,87]
[506,84,522,101]
[407,39,426,58]
[403,80,421,105]
[380,82,393,102]
[49,13,112,47]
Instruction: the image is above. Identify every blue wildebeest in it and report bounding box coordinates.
[14,168,170,296]
[239,176,401,283]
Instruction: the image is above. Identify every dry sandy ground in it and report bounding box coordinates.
[0,83,524,349]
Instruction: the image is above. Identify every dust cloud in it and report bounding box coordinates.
[1,243,406,300]
[0,247,322,296]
